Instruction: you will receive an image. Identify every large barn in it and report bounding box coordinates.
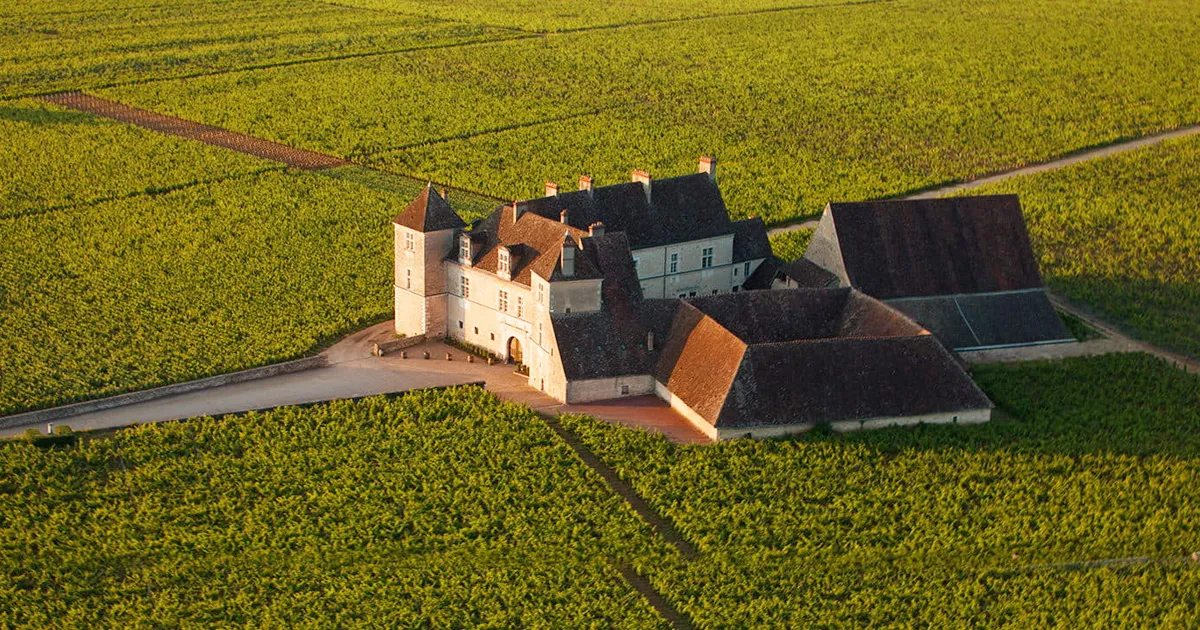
[799,195,1075,351]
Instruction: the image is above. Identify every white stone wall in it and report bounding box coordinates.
[393,224,456,337]
[631,235,765,298]
[548,278,602,314]
[566,374,654,403]
[444,262,534,361]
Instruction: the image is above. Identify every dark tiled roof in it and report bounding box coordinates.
[887,289,1074,350]
[817,195,1044,299]
[783,258,839,289]
[393,182,465,233]
[652,289,988,429]
[716,336,993,428]
[553,299,681,381]
[511,172,737,251]
[741,256,782,291]
[732,217,773,263]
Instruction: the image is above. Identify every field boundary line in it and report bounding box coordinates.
[1046,292,1199,374]
[1019,553,1199,572]
[541,415,700,561]
[0,166,283,222]
[611,562,695,630]
[2,33,532,102]
[551,0,895,34]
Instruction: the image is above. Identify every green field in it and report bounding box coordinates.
[0,387,672,627]
[767,227,813,263]
[3,359,1197,627]
[966,134,1200,358]
[562,353,1200,626]
[102,0,1200,223]
[0,168,408,416]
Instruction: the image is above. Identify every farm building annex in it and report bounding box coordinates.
[393,157,1073,440]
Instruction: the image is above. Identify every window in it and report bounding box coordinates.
[669,253,678,274]
[733,286,740,293]
[458,320,464,329]
[516,296,523,318]
[744,261,751,276]
[678,293,687,298]
[712,289,719,295]
[621,384,630,396]
[537,283,545,304]
[405,268,412,290]
[498,249,510,276]
[565,307,571,314]
[490,332,495,341]
[538,322,543,345]
[474,326,479,334]
[405,231,414,252]
[734,267,739,277]
[459,236,470,262]
[498,290,509,313]
[689,292,697,297]
[460,276,470,298]
[702,247,714,269]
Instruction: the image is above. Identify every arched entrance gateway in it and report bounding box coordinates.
[507,337,523,364]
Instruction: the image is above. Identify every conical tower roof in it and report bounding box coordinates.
[393,182,466,232]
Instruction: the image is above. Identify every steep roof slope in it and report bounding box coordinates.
[815,195,1044,299]
[393,182,466,232]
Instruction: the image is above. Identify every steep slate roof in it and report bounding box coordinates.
[654,290,990,429]
[553,299,681,381]
[393,182,466,232]
[465,206,603,286]
[731,217,773,263]
[511,173,737,251]
[812,195,1044,300]
[887,290,1074,350]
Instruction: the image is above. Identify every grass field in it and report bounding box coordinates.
[0,387,673,627]
[102,0,1200,223]
[562,353,1200,626]
[966,133,1200,358]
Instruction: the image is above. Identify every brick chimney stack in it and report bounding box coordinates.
[545,181,559,197]
[510,201,522,223]
[698,156,716,180]
[579,175,593,194]
[632,169,651,203]
[560,208,569,224]
[589,221,605,237]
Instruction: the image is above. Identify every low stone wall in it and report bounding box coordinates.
[0,355,328,430]
[372,335,426,357]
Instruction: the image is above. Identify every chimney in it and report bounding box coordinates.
[559,208,569,224]
[698,156,716,180]
[545,181,559,197]
[632,169,651,202]
[510,201,522,223]
[579,175,593,193]
[588,221,605,237]
[439,187,448,199]
[561,234,576,278]
[647,331,655,352]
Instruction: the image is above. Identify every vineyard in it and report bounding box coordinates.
[0,169,409,416]
[561,353,1200,626]
[2,361,1197,626]
[0,0,511,98]
[0,388,674,627]
[767,227,813,263]
[966,133,1200,358]
[101,0,1200,224]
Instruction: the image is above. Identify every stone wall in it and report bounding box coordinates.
[0,355,328,430]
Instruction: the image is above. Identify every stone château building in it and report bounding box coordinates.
[394,158,995,439]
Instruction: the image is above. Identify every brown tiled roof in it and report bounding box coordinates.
[652,289,988,429]
[816,195,1044,300]
[393,182,465,233]
[468,207,602,286]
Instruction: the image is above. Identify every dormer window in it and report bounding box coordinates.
[498,248,510,277]
[459,234,471,264]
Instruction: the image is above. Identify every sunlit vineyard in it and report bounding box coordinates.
[0,388,672,627]
[561,353,1200,625]
[767,227,813,263]
[105,0,1200,223]
[966,134,1200,358]
[0,0,510,98]
[0,99,272,218]
[0,169,407,416]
